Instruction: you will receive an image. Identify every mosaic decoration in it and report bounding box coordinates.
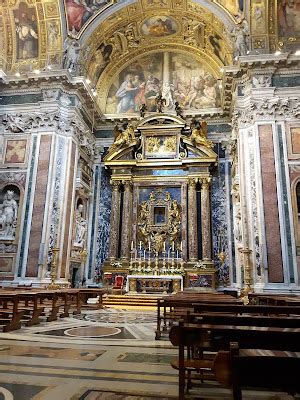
[95,167,112,275]
[211,162,230,285]
[4,139,27,164]
[140,16,178,37]
[105,51,220,114]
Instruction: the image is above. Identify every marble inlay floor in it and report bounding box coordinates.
[0,308,294,399]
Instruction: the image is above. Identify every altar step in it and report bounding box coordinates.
[103,294,161,308]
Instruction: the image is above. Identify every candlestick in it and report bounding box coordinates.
[131,241,134,250]
[163,241,166,251]
[139,241,142,250]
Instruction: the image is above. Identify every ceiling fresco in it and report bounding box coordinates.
[0,0,63,72]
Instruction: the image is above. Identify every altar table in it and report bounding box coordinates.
[126,275,183,294]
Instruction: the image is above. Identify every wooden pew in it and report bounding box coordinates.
[169,322,300,399]
[156,293,242,339]
[3,291,45,326]
[214,342,300,400]
[0,293,26,332]
[79,288,106,309]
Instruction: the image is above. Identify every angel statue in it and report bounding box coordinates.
[63,37,80,72]
[228,18,249,58]
[190,119,213,149]
[111,123,136,150]
[155,94,166,113]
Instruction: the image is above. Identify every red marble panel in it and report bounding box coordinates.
[259,125,284,283]
[60,141,76,278]
[291,127,300,154]
[26,135,52,277]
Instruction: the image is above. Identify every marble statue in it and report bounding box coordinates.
[0,190,18,240]
[229,19,249,57]
[63,38,80,72]
[74,204,87,247]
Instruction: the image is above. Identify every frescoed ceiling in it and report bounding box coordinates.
[0,0,299,120]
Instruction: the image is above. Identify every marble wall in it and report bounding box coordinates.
[211,161,231,286]
[95,166,112,277]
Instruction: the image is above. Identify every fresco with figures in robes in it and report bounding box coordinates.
[105,52,221,114]
[13,2,39,60]
[216,0,244,16]
[64,0,111,33]
[278,0,300,38]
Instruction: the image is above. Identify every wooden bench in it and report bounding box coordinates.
[156,293,242,339]
[169,322,300,399]
[214,343,300,400]
[0,293,26,332]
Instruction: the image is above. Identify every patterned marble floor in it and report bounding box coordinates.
[0,308,294,399]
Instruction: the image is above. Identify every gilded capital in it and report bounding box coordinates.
[200,177,211,189]
[110,180,121,191]
[123,180,133,191]
[188,178,197,188]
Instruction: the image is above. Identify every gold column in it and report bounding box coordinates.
[188,178,198,261]
[121,180,133,260]
[108,180,121,260]
[200,177,212,261]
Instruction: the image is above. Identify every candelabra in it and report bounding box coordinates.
[48,245,60,290]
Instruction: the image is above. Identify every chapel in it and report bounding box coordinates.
[0,0,299,399]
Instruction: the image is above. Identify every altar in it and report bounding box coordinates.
[126,275,183,294]
[103,114,218,290]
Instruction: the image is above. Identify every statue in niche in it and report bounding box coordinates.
[190,120,213,148]
[0,190,19,240]
[74,203,87,247]
[63,38,80,72]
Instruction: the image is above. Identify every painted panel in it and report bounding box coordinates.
[64,0,112,33]
[13,2,39,60]
[0,257,13,273]
[278,0,300,38]
[105,51,220,114]
[140,16,178,37]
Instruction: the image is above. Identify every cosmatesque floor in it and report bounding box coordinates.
[0,308,295,400]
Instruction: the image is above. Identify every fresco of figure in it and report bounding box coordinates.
[14,4,38,60]
[278,0,300,37]
[116,74,139,113]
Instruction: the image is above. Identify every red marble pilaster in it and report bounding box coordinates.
[26,135,52,277]
[259,124,284,283]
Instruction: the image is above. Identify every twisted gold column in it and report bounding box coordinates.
[108,180,121,260]
[188,178,198,261]
[121,180,133,260]
[200,177,212,260]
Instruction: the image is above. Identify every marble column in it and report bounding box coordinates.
[188,178,198,261]
[121,180,133,260]
[108,180,121,260]
[201,177,212,260]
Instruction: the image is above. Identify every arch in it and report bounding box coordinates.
[78,0,236,45]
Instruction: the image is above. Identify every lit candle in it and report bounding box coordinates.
[148,241,151,251]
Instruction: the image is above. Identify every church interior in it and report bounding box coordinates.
[0,0,300,399]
